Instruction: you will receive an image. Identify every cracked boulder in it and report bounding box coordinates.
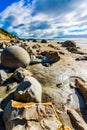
[3,100,62,130]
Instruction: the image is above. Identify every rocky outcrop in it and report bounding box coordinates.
[3,100,62,130]
[12,67,32,82]
[14,76,42,102]
[1,46,30,69]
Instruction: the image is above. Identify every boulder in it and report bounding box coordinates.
[1,46,30,69]
[6,82,18,92]
[41,39,47,43]
[3,101,62,130]
[76,56,87,61]
[62,40,76,47]
[41,51,60,63]
[32,39,38,42]
[14,76,42,102]
[12,67,32,82]
[0,70,8,85]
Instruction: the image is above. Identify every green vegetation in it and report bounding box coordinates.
[0,28,18,39]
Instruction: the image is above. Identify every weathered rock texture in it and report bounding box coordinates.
[14,76,42,102]
[75,79,87,106]
[0,70,8,85]
[67,109,87,130]
[12,67,32,82]
[1,46,30,69]
[3,100,62,130]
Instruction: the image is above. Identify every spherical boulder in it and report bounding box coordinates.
[41,39,47,43]
[62,40,76,47]
[1,46,30,69]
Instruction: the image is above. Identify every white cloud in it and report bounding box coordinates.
[0,0,87,38]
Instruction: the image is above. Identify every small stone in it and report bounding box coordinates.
[0,70,8,85]
[6,82,17,92]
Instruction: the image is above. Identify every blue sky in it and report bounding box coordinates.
[0,0,87,39]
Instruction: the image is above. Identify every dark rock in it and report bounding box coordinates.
[48,44,59,50]
[41,39,47,43]
[10,40,14,43]
[42,63,51,67]
[1,46,30,69]
[14,76,42,102]
[62,40,76,47]
[32,39,37,42]
[59,51,65,55]
[41,51,60,63]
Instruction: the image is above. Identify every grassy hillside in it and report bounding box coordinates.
[0,28,18,40]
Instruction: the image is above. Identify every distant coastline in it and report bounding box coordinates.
[0,37,87,44]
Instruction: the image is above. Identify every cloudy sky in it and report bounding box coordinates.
[0,0,87,39]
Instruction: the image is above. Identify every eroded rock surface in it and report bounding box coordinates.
[14,76,42,103]
[12,67,32,82]
[3,100,62,130]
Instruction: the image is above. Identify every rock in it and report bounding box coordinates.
[62,40,76,47]
[0,70,8,85]
[48,44,59,50]
[75,79,87,106]
[76,56,87,61]
[6,82,18,92]
[12,67,32,82]
[0,43,6,49]
[59,51,65,55]
[48,44,55,48]
[14,76,42,102]
[66,47,77,53]
[0,108,3,116]
[67,109,87,130]
[32,44,41,49]
[1,46,30,69]
[41,39,47,43]
[41,51,60,63]
[32,39,38,42]
[42,63,51,67]
[3,100,62,130]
